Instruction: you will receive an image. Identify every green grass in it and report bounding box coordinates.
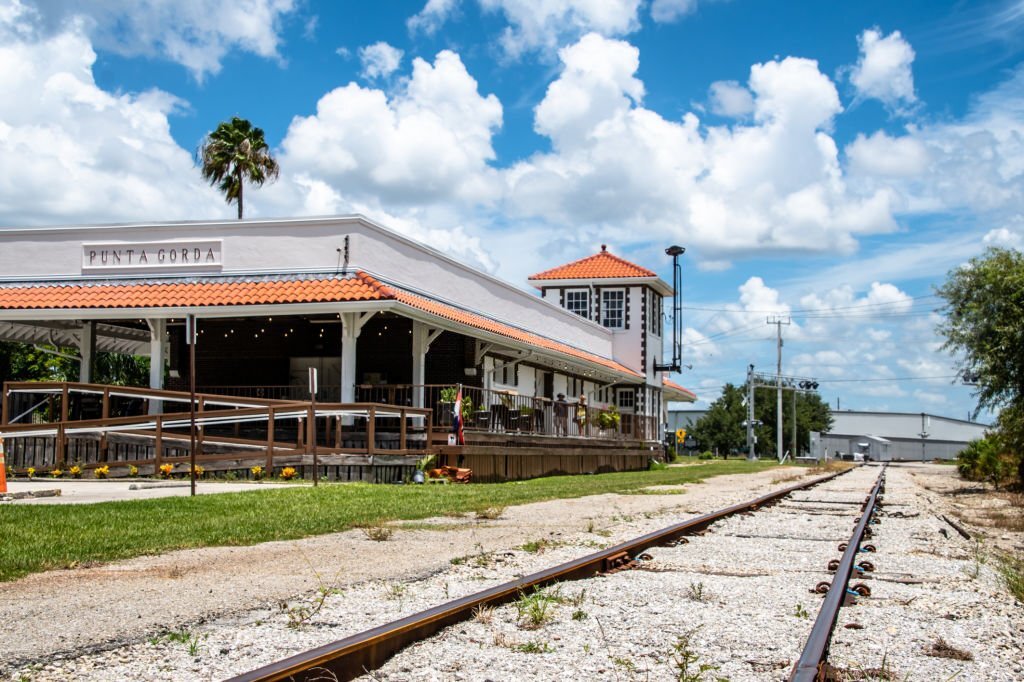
[0,459,776,582]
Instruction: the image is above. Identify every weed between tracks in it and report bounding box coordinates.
[996,551,1024,603]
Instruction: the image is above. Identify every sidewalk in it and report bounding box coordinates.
[1,479,296,505]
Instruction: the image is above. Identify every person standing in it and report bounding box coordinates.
[575,394,588,437]
[554,393,568,436]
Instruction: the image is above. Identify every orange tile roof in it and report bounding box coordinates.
[528,245,657,281]
[662,376,697,401]
[0,274,389,309]
[0,272,641,378]
[385,286,641,378]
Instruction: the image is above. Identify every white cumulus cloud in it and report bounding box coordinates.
[0,16,224,225]
[850,28,917,112]
[708,80,754,117]
[359,41,404,80]
[478,0,642,59]
[16,0,298,81]
[505,34,897,258]
[277,50,503,209]
[407,0,460,35]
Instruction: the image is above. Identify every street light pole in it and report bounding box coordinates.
[187,314,197,497]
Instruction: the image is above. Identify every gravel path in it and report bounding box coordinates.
[6,463,1021,681]
[1,465,804,679]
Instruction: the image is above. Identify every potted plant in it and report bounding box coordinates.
[438,386,458,426]
[598,405,621,434]
[413,453,436,484]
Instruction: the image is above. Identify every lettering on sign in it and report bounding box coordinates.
[82,241,223,273]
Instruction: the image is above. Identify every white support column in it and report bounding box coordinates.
[78,321,95,383]
[147,319,167,414]
[411,322,444,407]
[340,311,377,403]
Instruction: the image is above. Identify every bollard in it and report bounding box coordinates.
[0,436,7,493]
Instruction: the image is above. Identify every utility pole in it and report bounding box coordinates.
[792,388,798,458]
[746,364,756,460]
[919,412,929,462]
[767,316,791,462]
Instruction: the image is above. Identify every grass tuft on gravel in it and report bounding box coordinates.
[0,459,777,582]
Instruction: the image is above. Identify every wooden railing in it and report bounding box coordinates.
[355,384,659,441]
[0,382,432,475]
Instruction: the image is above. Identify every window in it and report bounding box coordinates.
[601,289,625,329]
[648,293,662,336]
[495,360,518,387]
[617,388,635,410]
[565,289,589,319]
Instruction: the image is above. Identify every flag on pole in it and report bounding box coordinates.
[453,385,465,445]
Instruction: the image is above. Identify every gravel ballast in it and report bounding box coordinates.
[5,463,1023,681]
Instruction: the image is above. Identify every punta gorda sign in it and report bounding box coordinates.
[82,240,223,274]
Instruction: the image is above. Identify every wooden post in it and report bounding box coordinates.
[265,406,275,473]
[196,396,205,457]
[60,384,69,423]
[100,387,110,462]
[1,382,9,425]
[334,416,341,448]
[306,405,316,485]
[426,410,434,452]
[366,407,376,456]
[154,416,163,473]
[400,409,407,452]
[56,423,66,469]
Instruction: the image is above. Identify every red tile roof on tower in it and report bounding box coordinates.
[528,245,658,281]
[0,272,642,378]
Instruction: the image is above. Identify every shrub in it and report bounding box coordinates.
[697,451,715,460]
[69,465,82,479]
[94,465,110,479]
[279,466,298,480]
[26,467,35,479]
[49,468,63,478]
[958,436,1015,488]
[250,465,264,480]
[128,465,138,477]
[158,463,174,479]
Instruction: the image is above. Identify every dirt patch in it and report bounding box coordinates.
[911,467,1024,553]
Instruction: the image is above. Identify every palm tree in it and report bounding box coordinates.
[198,117,280,219]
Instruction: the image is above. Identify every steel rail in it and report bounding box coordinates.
[228,466,855,682]
[789,465,887,681]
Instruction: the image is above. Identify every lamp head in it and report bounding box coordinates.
[665,245,686,257]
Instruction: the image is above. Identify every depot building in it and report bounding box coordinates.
[0,215,694,441]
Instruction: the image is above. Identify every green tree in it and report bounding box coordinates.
[198,117,279,219]
[690,383,747,455]
[691,383,832,458]
[937,247,1024,485]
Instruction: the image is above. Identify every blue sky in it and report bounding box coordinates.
[2,0,1023,422]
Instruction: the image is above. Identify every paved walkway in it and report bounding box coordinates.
[1,479,295,504]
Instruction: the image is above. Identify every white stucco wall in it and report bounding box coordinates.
[0,216,617,361]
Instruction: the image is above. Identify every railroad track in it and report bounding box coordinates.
[227,465,888,682]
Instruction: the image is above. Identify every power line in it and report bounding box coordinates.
[682,293,938,314]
